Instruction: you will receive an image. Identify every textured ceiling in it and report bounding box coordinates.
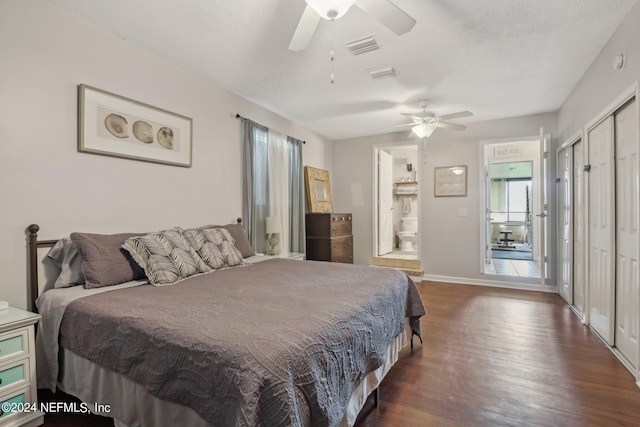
[46,0,638,140]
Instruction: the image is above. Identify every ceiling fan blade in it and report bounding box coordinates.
[400,113,424,121]
[435,122,467,131]
[401,112,435,120]
[354,0,416,35]
[288,5,321,51]
[436,111,473,121]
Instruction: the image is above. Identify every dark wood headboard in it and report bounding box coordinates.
[26,218,243,313]
[27,224,58,313]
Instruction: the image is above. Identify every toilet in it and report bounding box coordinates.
[398,217,418,252]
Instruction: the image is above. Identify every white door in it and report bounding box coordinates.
[557,146,572,303]
[614,100,639,367]
[538,130,549,285]
[484,164,493,264]
[588,116,615,345]
[378,150,393,255]
[573,141,586,313]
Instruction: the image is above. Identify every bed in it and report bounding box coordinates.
[27,222,426,427]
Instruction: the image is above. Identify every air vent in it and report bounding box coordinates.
[368,66,397,79]
[345,35,379,56]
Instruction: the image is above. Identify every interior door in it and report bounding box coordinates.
[557,146,573,303]
[614,100,639,367]
[588,116,615,345]
[378,150,393,255]
[484,163,493,264]
[538,129,549,285]
[573,140,585,313]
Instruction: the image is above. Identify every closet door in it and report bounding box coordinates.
[588,116,615,345]
[614,100,639,367]
[557,146,572,304]
[573,141,585,313]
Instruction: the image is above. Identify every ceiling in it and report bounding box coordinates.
[46,0,638,141]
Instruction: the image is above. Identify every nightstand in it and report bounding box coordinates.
[0,307,43,427]
[245,252,305,263]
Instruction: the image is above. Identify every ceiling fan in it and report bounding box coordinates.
[289,0,416,51]
[397,100,473,138]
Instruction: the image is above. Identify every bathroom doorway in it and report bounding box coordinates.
[372,144,423,276]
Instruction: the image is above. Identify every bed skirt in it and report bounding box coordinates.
[56,320,410,427]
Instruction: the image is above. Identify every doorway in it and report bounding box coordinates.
[481,137,548,281]
[372,144,423,276]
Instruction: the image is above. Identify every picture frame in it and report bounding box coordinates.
[304,166,333,213]
[78,84,192,167]
[434,165,467,197]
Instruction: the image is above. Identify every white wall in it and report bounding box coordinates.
[333,113,557,285]
[558,1,640,141]
[0,0,332,309]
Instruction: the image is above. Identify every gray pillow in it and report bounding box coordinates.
[70,232,146,289]
[122,228,210,286]
[46,237,85,288]
[183,227,247,270]
[200,223,255,257]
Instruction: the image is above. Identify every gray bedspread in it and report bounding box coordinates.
[59,259,425,427]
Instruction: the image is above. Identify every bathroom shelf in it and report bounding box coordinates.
[395,181,418,185]
[394,188,418,197]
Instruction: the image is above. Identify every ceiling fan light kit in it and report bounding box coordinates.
[412,123,437,138]
[305,0,356,20]
[289,0,416,52]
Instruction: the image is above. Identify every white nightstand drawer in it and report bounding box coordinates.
[0,329,28,364]
[0,386,33,421]
[0,359,29,396]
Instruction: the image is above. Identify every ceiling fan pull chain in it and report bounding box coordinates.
[330,49,335,84]
[330,20,335,84]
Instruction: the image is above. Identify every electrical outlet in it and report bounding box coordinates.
[458,208,468,217]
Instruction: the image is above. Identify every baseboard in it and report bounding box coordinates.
[421,274,557,293]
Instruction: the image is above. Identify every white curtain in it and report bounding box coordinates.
[268,129,290,252]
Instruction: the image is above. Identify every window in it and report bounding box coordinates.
[491,178,531,223]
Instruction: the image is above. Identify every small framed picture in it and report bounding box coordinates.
[434,165,467,197]
[78,84,192,167]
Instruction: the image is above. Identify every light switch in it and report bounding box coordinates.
[458,208,468,217]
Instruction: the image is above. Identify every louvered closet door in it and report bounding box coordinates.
[588,116,615,345]
[557,146,572,304]
[573,141,585,313]
[615,100,639,367]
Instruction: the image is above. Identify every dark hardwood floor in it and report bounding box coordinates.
[356,281,640,427]
[40,280,640,426]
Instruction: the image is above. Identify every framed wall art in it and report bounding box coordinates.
[304,166,333,213]
[78,84,192,167]
[434,165,467,197]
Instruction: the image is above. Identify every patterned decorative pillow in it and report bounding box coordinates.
[122,228,210,286]
[182,227,247,270]
[199,223,256,258]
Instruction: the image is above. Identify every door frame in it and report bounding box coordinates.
[556,130,583,313]
[555,129,586,308]
[479,136,547,285]
[372,142,422,260]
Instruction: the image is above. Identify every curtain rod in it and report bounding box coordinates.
[235,113,306,144]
